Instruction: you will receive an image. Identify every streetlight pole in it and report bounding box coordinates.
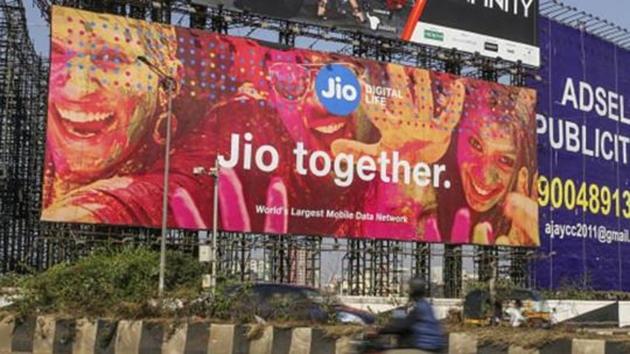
[138,56,174,300]
[193,158,220,293]
[210,158,220,293]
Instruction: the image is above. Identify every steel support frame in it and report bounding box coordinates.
[1,0,542,298]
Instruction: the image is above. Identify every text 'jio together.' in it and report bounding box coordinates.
[218,133,451,189]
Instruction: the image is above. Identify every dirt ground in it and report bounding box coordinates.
[444,324,630,349]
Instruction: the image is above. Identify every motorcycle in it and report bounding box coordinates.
[349,336,393,354]
[349,335,440,354]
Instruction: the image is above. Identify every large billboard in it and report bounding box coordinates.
[533,17,630,290]
[43,6,538,246]
[192,0,540,66]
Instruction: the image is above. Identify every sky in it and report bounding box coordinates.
[23,0,630,57]
[559,0,630,30]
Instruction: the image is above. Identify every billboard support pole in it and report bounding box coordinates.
[279,22,296,47]
[137,55,175,300]
[210,5,228,34]
[413,243,431,296]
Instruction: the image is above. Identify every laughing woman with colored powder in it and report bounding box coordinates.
[331,65,538,246]
[437,83,539,246]
[43,7,185,225]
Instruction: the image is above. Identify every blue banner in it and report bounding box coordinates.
[533,17,630,291]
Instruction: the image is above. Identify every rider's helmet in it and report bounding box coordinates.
[408,277,428,300]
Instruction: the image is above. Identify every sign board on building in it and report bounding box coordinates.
[533,17,630,291]
[191,0,540,66]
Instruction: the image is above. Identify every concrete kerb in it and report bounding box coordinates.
[0,315,629,354]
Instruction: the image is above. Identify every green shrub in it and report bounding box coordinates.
[13,247,204,317]
[4,248,337,324]
[0,273,26,289]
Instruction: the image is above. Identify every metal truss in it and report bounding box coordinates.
[412,243,431,294]
[0,0,47,273]
[341,239,404,296]
[34,0,187,22]
[540,0,630,50]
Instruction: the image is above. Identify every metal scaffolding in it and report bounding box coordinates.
[0,0,547,296]
[0,0,47,273]
[216,232,254,282]
[264,235,321,287]
[539,0,630,50]
[34,0,182,22]
[342,239,404,296]
[412,243,431,293]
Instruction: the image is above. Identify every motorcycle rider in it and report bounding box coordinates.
[376,277,446,353]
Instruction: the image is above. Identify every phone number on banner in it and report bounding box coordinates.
[538,176,630,219]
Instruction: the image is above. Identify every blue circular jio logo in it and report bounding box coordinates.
[315,64,362,116]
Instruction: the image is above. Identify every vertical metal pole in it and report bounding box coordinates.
[158,80,174,299]
[211,158,219,293]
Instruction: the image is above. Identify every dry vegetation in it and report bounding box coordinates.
[3,248,630,348]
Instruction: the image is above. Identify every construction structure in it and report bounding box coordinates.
[0,0,47,273]
[0,0,558,297]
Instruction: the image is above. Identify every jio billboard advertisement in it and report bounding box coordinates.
[193,0,539,66]
[43,6,538,246]
[533,17,630,290]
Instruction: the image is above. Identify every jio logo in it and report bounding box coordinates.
[315,64,362,116]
